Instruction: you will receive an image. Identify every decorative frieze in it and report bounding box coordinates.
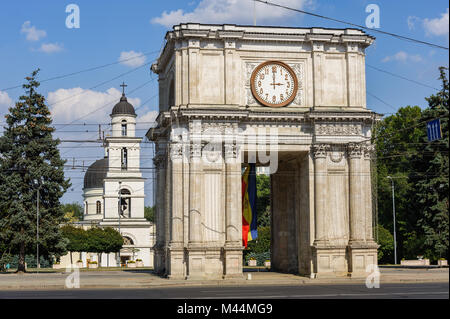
[315,123,362,136]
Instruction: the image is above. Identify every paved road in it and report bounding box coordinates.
[0,282,447,299]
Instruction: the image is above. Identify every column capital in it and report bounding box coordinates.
[347,142,363,159]
[169,142,183,160]
[363,143,375,160]
[312,143,330,159]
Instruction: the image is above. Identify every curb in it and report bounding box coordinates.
[1,278,448,290]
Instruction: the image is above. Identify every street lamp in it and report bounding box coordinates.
[387,176,397,265]
[33,179,41,272]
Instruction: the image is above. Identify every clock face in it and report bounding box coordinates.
[250,61,298,107]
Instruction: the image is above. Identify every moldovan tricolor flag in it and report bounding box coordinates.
[242,163,257,248]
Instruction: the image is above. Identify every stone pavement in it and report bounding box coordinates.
[0,267,448,290]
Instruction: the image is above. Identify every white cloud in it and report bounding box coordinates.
[0,90,13,108]
[137,110,158,125]
[21,21,46,41]
[151,0,313,27]
[382,51,422,63]
[38,42,64,53]
[118,51,147,68]
[423,8,449,36]
[47,87,141,124]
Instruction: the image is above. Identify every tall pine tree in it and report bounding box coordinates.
[0,69,70,272]
[413,67,449,261]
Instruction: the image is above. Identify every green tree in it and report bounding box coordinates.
[144,206,155,222]
[102,227,123,267]
[61,225,87,264]
[375,224,394,264]
[256,174,271,228]
[62,202,83,222]
[85,227,108,265]
[243,226,271,265]
[0,70,70,272]
[375,105,425,260]
[413,67,449,262]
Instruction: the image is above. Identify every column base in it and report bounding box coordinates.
[185,245,224,280]
[347,241,379,275]
[166,245,185,279]
[312,243,348,277]
[222,244,244,279]
[153,245,166,275]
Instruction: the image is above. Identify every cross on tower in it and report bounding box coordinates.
[120,82,127,96]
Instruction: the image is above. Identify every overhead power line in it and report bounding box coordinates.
[367,65,440,91]
[1,49,160,91]
[253,0,449,50]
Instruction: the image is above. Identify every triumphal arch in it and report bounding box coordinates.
[147,24,379,279]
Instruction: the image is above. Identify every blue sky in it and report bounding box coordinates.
[0,0,448,206]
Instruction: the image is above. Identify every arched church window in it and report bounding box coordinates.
[96,201,101,214]
[85,201,88,214]
[121,148,128,169]
[121,120,127,136]
[123,236,134,245]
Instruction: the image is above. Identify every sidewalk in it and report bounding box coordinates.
[0,267,448,290]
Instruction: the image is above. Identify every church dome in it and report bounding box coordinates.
[111,95,136,116]
[83,158,108,189]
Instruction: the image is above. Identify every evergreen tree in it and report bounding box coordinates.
[0,70,70,272]
[413,67,449,261]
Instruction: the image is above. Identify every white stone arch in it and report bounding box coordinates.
[121,232,138,246]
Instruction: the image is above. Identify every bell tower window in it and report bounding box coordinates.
[96,201,101,214]
[121,120,127,136]
[121,148,128,169]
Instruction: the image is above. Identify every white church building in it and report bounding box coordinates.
[58,87,154,268]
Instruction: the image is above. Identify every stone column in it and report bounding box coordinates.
[347,142,378,277]
[223,140,243,279]
[312,144,329,245]
[167,142,185,278]
[153,152,166,274]
[186,121,205,278]
[348,143,365,243]
[363,144,376,243]
[188,142,203,245]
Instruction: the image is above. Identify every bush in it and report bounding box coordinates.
[243,226,271,265]
[245,251,270,266]
[376,224,394,264]
[8,255,53,269]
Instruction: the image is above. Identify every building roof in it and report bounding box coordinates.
[83,158,108,189]
[111,94,136,116]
